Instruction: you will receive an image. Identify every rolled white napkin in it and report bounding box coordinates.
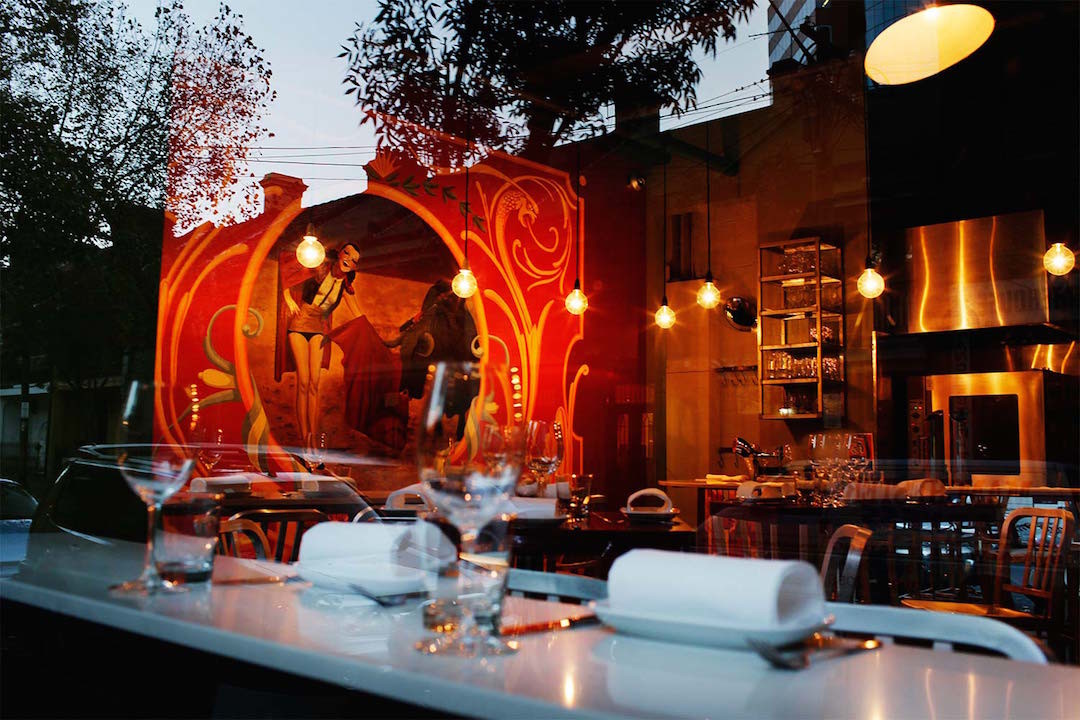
[501,497,559,518]
[298,520,456,571]
[607,549,825,628]
[897,478,946,497]
[705,474,749,484]
[189,473,258,493]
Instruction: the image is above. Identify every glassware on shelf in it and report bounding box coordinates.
[809,325,835,344]
[110,381,196,595]
[415,361,525,657]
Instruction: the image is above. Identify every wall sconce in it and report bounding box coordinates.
[627,174,646,191]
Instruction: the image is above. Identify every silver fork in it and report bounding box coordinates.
[748,634,881,670]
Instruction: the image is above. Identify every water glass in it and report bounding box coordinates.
[154,492,222,584]
[567,473,593,520]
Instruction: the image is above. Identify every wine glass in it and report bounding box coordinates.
[301,431,328,473]
[415,361,525,656]
[111,381,196,594]
[192,421,225,473]
[525,420,564,497]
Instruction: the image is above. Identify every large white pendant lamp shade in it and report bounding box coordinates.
[865,4,994,85]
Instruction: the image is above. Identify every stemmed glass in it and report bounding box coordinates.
[110,381,195,594]
[525,420,564,497]
[192,421,225,472]
[416,361,525,656]
[301,431,329,473]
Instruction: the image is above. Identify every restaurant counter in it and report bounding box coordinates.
[3,533,1079,719]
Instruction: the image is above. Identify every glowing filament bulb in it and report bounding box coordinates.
[858,267,885,299]
[696,279,721,309]
[1043,243,1075,276]
[565,280,588,315]
[655,299,676,329]
[296,227,325,268]
[452,265,478,298]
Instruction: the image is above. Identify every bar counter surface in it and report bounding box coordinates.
[3,533,1079,719]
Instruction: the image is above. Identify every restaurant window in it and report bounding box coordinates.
[4,0,1079,689]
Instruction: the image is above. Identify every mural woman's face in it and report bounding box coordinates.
[338,244,360,273]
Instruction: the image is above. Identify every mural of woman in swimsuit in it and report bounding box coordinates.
[275,242,360,448]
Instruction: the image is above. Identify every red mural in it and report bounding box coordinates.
[155,141,588,485]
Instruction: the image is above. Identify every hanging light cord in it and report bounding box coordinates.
[575,144,582,283]
[705,123,712,282]
[464,103,471,265]
[663,160,668,298]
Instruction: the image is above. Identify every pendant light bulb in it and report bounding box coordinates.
[655,297,676,329]
[452,264,478,298]
[565,279,588,316]
[858,266,886,299]
[1043,243,1075,276]
[296,224,325,268]
[696,276,721,309]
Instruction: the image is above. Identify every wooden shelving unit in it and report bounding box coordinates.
[757,235,845,420]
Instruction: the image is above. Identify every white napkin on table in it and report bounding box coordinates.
[502,497,559,518]
[189,472,260,493]
[607,549,824,628]
[297,520,455,570]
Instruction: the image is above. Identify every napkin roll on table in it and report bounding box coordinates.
[298,520,456,570]
[607,549,825,628]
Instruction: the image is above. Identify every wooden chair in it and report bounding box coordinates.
[902,507,1074,654]
[226,508,330,563]
[218,518,272,560]
[820,524,872,603]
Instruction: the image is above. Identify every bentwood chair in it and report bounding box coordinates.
[218,518,272,560]
[226,508,330,563]
[902,507,1074,653]
[819,524,872,603]
[828,602,1048,663]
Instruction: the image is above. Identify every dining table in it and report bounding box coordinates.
[511,511,697,577]
[4,531,1079,719]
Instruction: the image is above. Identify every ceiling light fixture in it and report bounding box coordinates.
[296,223,325,268]
[565,145,588,316]
[1044,243,1076,276]
[696,123,720,309]
[452,104,477,299]
[865,3,994,85]
[656,161,675,329]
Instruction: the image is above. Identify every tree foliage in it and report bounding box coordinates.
[341,0,755,161]
[0,0,273,388]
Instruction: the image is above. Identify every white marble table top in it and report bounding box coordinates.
[3,532,1079,720]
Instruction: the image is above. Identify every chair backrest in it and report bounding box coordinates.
[218,518,272,560]
[820,524,872,603]
[505,568,608,604]
[994,507,1075,609]
[827,601,1048,663]
[227,508,330,563]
